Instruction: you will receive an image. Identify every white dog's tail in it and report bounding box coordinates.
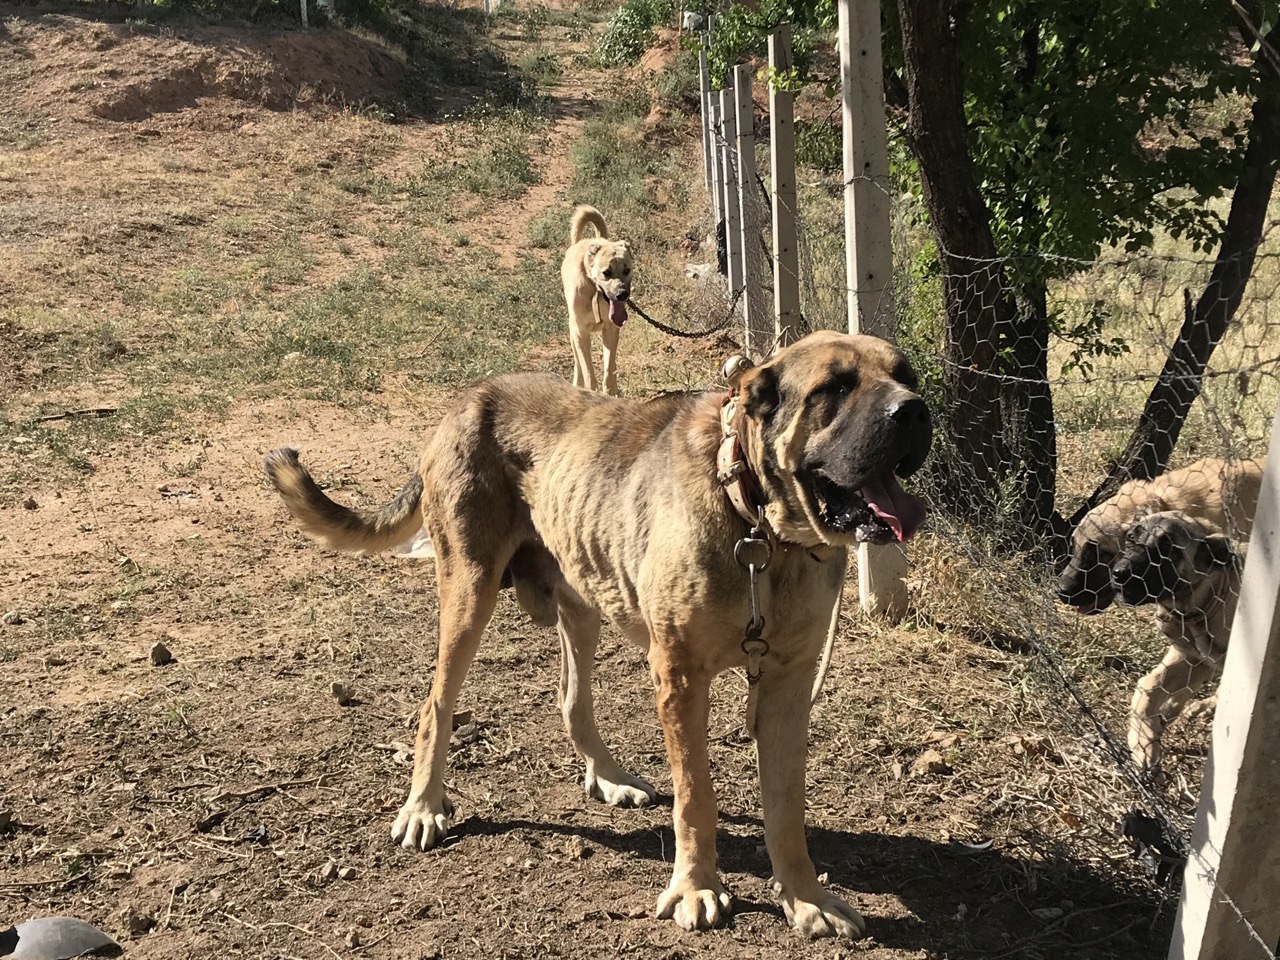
[570,204,609,243]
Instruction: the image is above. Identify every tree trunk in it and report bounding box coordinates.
[1005,281,1066,545]
[897,0,1019,510]
[1072,42,1280,525]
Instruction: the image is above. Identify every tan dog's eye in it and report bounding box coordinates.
[603,269,613,279]
[816,374,857,398]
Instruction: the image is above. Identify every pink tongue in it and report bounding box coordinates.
[608,299,627,327]
[859,475,927,542]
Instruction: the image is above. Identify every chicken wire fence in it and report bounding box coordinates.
[697,119,1280,954]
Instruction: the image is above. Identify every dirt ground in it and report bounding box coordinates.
[0,4,1199,958]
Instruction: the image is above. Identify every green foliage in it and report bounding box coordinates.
[708,0,1268,367]
[652,49,702,111]
[794,119,841,171]
[702,0,833,85]
[595,0,674,66]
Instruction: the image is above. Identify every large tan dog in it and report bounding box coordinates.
[1056,457,1263,770]
[1110,511,1244,770]
[265,331,932,939]
[561,204,633,395]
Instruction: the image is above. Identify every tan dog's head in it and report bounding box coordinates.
[586,240,634,326]
[1111,510,1238,608]
[734,331,932,548]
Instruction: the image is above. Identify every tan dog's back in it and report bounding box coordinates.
[1076,456,1265,554]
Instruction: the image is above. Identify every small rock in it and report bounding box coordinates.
[451,709,473,729]
[117,905,156,938]
[319,860,339,881]
[0,811,13,833]
[149,641,175,666]
[345,929,362,949]
[330,681,354,706]
[355,914,372,928]
[890,761,904,780]
[911,749,950,777]
[337,866,359,881]
[569,840,592,860]
[1,610,24,626]
[44,655,67,668]
[1032,906,1065,921]
[21,496,37,510]
[452,722,479,745]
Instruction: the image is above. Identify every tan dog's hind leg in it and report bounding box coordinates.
[557,589,657,806]
[650,649,731,930]
[755,659,866,938]
[1128,647,1221,772]
[393,553,503,850]
[600,316,621,397]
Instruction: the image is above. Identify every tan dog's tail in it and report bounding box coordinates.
[569,204,608,243]
[264,448,423,554]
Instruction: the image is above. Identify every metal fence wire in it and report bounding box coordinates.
[700,85,1279,958]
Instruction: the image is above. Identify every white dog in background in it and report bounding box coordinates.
[560,205,633,395]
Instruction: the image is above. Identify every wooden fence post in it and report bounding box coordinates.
[720,87,743,311]
[699,41,713,195]
[1168,401,1280,960]
[734,63,770,357]
[839,0,907,621]
[769,25,800,351]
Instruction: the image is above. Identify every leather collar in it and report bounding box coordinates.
[716,390,767,529]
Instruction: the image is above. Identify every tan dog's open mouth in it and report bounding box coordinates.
[811,470,926,544]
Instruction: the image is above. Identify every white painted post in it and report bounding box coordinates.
[699,42,713,195]
[720,87,743,311]
[300,0,308,27]
[769,25,800,351]
[839,0,906,621]
[1169,401,1280,960]
[734,63,770,357]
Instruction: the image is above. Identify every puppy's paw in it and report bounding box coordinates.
[584,765,657,808]
[390,794,454,851]
[1184,693,1218,722]
[655,875,732,931]
[776,885,865,939]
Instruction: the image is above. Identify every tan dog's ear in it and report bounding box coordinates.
[587,242,602,261]
[741,363,780,419]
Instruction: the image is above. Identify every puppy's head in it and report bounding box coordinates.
[1111,511,1237,607]
[1057,501,1131,614]
[735,331,932,548]
[586,240,634,326]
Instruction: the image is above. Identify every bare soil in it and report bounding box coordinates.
[0,5,1192,959]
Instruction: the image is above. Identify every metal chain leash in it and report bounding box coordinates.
[733,506,773,684]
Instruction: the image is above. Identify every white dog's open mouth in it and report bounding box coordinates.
[607,296,627,327]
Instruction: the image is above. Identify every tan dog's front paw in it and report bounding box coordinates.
[655,875,732,931]
[776,884,865,939]
[391,794,454,851]
[584,765,656,808]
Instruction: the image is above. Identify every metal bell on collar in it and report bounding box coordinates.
[721,354,754,387]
